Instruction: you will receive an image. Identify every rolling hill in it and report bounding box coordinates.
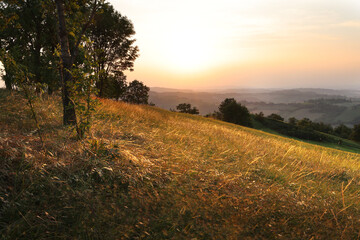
[2,89,360,239]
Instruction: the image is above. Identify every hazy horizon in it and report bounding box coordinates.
[2,78,360,92]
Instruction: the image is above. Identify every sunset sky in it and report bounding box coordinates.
[109,0,360,90]
[0,0,359,90]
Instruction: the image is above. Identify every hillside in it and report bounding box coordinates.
[251,116,360,154]
[2,89,360,239]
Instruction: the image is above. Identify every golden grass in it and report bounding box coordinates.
[2,90,360,239]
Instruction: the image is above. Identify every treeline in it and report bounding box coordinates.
[254,113,357,141]
[306,98,351,104]
[173,99,252,126]
[179,98,360,143]
[1,0,149,137]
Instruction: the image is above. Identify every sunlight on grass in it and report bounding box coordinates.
[2,90,360,238]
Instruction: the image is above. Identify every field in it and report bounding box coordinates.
[2,89,360,239]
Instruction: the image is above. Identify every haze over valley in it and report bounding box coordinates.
[150,87,360,126]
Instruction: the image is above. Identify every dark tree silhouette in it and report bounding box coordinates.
[123,80,149,104]
[55,0,77,125]
[334,124,352,139]
[288,117,298,125]
[88,3,138,98]
[176,103,199,115]
[0,0,59,92]
[267,113,284,121]
[254,111,265,123]
[218,98,252,127]
[297,118,313,129]
[100,72,127,100]
[350,124,360,142]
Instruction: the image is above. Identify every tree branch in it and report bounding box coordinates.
[72,0,99,62]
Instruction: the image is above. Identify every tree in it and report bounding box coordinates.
[123,80,149,104]
[253,111,265,123]
[88,3,138,98]
[312,122,333,134]
[297,118,313,129]
[176,103,199,115]
[0,0,59,92]
[106,72,128,100]
[334,124,352,139]
[267,113,284,121]
[350,124,360,142]
[1,0,142,129]
[218,98,252,127]
[288,117,298,125]
[55,0,100,125]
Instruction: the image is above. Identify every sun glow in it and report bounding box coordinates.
[111,0,360,89]
[158,23,217,74]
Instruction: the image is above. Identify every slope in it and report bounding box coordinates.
[251,116,360,153]
[1,89,360,239]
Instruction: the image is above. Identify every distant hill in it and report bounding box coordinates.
[150,87,195,93]
[149,88,360,125]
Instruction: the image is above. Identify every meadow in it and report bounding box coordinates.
[2,89,360,239]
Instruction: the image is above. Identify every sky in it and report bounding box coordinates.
[1,0,359,90]
[108,0,360,90]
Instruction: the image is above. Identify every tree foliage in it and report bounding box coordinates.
[267,113,284,122]
[88,3,138,98]
[0,0,143,123]
[0,0,59,92]
[218,98,252,127]
[334,124,352,139]
[176,103,199,115]
[123,80,149,104]
[288,117,298,125]
[0,0,143,138]
[253,112,267,124]
[351,124,360,142]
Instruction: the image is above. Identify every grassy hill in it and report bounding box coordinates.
[251,116,360,154]
[2,89,360,239]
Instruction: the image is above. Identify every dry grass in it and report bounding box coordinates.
[2,89,360,239]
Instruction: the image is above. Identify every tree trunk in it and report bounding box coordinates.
[33,23,42,86]
[55,0,77,125]
[4,76,13,90]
